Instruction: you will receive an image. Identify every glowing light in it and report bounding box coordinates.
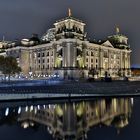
[131,98,134,105]
[5,108,9,116]
[30,122,34,127]
[30,105,33,112]
[43,105,46,109]
[116,26,120,34]
[22,122,29,129]
[37,105,40,110]
[34,107,37,114]
[68,8,72,17]
[113,98,117,112]
[48,104,51,109]
[18,107,21,114]
[25,106,28,112]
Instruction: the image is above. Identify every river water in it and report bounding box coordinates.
[0,97,139,140]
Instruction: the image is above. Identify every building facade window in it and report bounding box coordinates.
[96,59,98,63]
[91,51,94,56]
[86,51,89,56]
[47,52,49,56]
[42,52,45,57]
[96,64,98,69]
[104,51,108,58]
[38,53,40,57]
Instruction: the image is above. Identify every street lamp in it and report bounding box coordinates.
[29,71,33,79]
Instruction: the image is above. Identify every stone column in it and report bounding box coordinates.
[99,49,103,76]
[129,52,131,76]
[126,52,131,76]
[125,52,128,69]
[121,52,124,76]
[67,42,71,67]
[73,45,77,67]
[53,45,57,68]
[128,53,131,69]
[83,48,86,68]
[89,49,91,69]
[93,49,96,68]
[100,50,103,69]
[108,50,111,75]
[124,52,127,76]
[29,50,33,72]
[62,45,66,67]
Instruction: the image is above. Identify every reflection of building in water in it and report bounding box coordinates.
[17,98,133,140]
[86,98,133,130]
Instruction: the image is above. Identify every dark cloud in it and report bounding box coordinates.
[0,0,139,66]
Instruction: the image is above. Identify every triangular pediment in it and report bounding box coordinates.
[102,40,114,48]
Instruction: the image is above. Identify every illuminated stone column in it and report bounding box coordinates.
[128,53,131,69]
[124,52,128,76]
[67,42,72,67]
[99,49,103,76]
[53,47,56,68]
[62,45,66,67]
[82,47,86,68]
[93,49,96,68]
[121,52,125,76]
[29,50,34,73]
[108,50,111,75]
[128,53,131,76]
[64,42,76,68]
[73,45,77,67]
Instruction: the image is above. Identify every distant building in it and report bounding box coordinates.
[6,9,131,79]
[131,68,140,76]
[0,40,11,57]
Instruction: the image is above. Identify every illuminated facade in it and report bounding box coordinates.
[6,9,131,79]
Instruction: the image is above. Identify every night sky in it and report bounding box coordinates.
[0,0,139,67]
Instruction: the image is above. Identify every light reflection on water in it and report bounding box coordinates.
[0,98,134,140]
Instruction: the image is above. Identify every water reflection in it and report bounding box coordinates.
[1,98,133,140]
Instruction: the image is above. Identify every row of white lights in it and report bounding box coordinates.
[5,104,56,116]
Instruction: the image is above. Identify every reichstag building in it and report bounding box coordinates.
[6,9,131,79]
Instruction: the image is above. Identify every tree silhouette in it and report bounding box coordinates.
[0,56,21,82]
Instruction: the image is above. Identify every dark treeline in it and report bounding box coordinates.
[0,56,21,81]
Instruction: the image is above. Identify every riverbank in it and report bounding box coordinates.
[0,80,139,101]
